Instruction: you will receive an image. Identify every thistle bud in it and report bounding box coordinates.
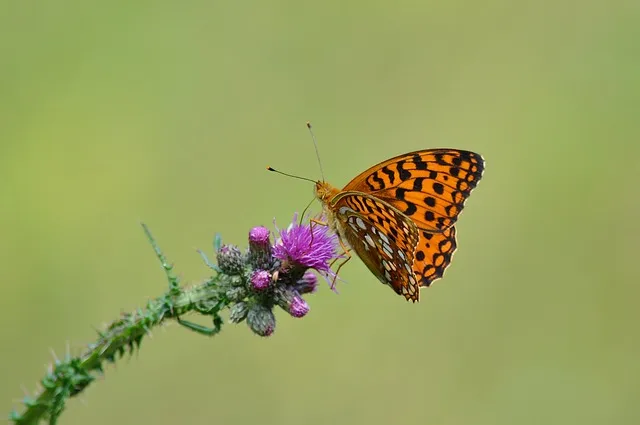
[217,244,244,275]
[295,271,318,294]
[274,286,309,318]
[248,226,272,269]
[247,304,276,337]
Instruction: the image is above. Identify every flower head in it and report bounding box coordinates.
[205,214,342,337]
[272,215,339,274]
[250,269,271,291]
[249,226,271,246]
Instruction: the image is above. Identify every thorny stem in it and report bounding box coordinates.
[9,224,229,425]
[9,214,339,424]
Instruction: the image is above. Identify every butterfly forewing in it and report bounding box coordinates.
[331,192,422,301]
[342,149,484,232]
[413,226,457,287]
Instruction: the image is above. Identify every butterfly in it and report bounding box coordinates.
[315,149,484,302]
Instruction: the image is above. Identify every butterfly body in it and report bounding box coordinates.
[314,148,484,302]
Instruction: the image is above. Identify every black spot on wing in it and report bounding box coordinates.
[404,203,417,216]
[424,196,436,207]
[397,160,412,180]
[413,154,428,170]
[382,166,395,184]
[370,173,385,190]
[459,151,473,161]
[353,196,369,214]
[365,178,376,191]
[444,204,458,216]
[434,153,448,166]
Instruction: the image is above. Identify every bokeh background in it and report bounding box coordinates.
[2,1,639,424]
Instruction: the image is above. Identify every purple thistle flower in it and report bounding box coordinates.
[250,269,271,291]
[289,296,310,318]
[272,214,339,274]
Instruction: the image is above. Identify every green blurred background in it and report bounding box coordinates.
[2,1,639,424]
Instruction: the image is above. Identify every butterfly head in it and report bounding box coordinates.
[314,180,340,205]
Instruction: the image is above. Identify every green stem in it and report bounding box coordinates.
[10,225,229,425]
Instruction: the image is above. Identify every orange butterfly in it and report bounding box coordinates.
[315,148,484,302]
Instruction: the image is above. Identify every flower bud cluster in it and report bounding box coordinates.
[211,218,338,337]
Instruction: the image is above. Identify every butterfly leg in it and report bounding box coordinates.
[329,247,352,268]
[308,217,329,247]
[309,218,352,289]
[328,237,352,290]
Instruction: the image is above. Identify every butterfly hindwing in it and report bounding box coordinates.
[342,149,484,232]
[331,192,422,301]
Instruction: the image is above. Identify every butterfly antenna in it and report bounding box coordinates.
[306,122,325,182]
[266,167,316,184]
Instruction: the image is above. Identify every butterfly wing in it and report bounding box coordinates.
[330,192,422,301]
[342,149,484,232]
[413,226,457,287]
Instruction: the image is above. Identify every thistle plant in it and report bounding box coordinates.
[9,214,341,425]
